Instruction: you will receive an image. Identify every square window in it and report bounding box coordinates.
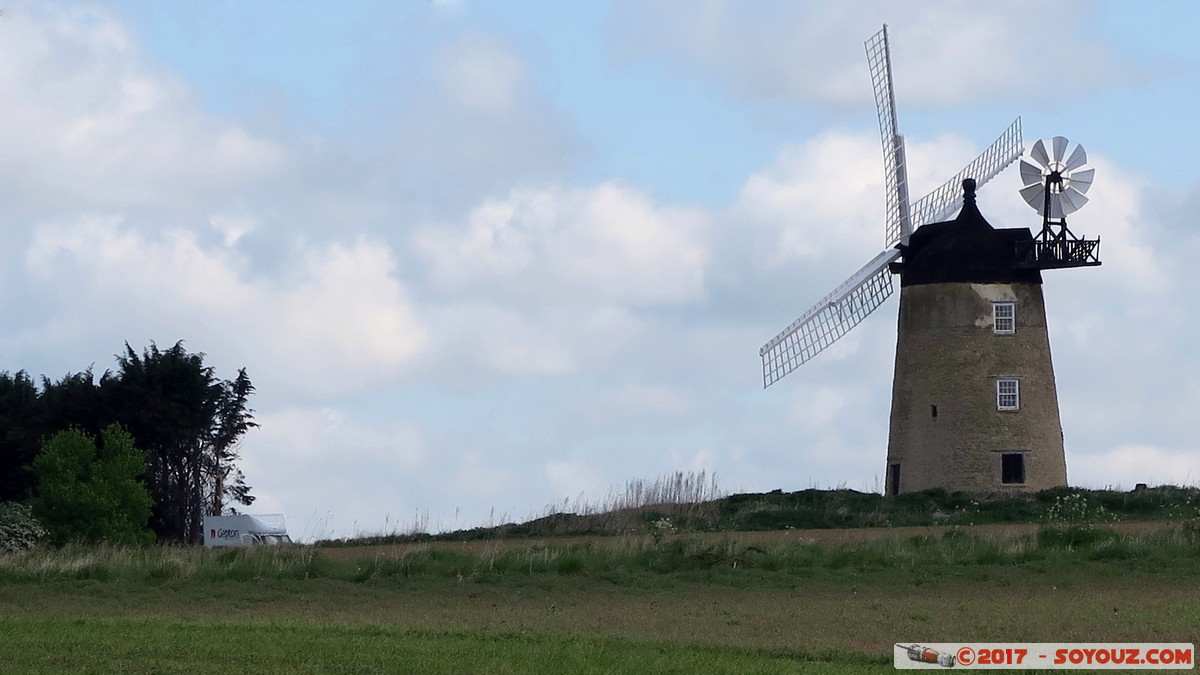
[997,378,1020,410]
[1001,453,1025,484]
[993,302,1015,334]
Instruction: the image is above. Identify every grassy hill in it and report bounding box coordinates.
[4,481,1198,671]
[317,484,1200,547]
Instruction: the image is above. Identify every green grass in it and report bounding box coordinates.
[0,616,890,674]
[6,522,1200,586]
[319,485,1200,545]
[3,525,1199,672]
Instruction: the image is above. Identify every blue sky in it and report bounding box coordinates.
[3,0,1198,539]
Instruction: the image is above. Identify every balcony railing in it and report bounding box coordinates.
[1014,238,1101,270]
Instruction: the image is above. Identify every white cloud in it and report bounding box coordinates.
[209,214,258,247]
[608,384,689,416]
[425,301,641,377]
[235,405,434,540]
[786,384,865,431]
[22,217,427,398]
[456,451,512,498]
[1070,445,1200,489]
[253,406,428,467]
[408,181,713,379]
[391,34,578,203]
[738,131,885,266]
[664,448,719,475]
[608,0,1125,108]
[0,4,285,210]
[544,460,607,502]
[418,182,711,305]
[738,129,998,274]
[438,34,526,114]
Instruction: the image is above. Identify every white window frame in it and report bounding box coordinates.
[997,378,1020,411]
[993,301,1015,334]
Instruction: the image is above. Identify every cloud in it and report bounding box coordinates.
[737,131,887,266]
[736,127,1011,269]
[0,4,286,211]
[417,182,711,305]
[606,384,689,416]
[544,460,607,502]
[209,214,258,247]
[1070,444,1200,489]
[786,384,865,431]
[390,33,579,204]
[438,33,527,114]
[409,181,711,379]
[456,451,512,499]
[424,301,641,377]
[22,217,427,399]
[252,406,428,466]
[244,405,431,540]
[607,0,1127,108]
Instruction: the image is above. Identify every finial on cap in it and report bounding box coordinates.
[962,178,977,204]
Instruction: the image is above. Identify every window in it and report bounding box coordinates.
[888,463,901,496]
[1001,453,1025,484]
[993,302,1015,334]
[997,378,1020,410]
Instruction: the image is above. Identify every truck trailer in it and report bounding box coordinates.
[202,514,292,547]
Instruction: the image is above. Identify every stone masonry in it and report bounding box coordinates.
[885,281,1068,495]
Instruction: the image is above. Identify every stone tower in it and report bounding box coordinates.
[884,180,1068,495]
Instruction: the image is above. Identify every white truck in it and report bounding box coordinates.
[202,514,292,547]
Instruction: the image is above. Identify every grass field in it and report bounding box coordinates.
[3,522,1198,672]
[0,616,890,674]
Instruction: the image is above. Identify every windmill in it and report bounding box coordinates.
[759,26,1100,495]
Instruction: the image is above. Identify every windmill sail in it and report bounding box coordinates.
[866,25,912,248]
[909,118,1023,228]
[760,248,900,388]
[759,28,1024,389]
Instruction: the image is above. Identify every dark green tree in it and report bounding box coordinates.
[39,369,110,438]
[0,371,41,501]
[1,368,112,502]
[30,424,153,546]
[105,341,257,544]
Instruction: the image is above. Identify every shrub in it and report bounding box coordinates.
[0,502,47,553]
[31,425,154,546]
[1036,525,1117,549]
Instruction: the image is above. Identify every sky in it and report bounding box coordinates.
[2,0,1198,541]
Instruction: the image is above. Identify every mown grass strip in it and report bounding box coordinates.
[0,616,890,674]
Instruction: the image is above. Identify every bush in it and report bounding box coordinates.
[31,425,154,546]
[0,502,47,553]
[1036,525,1117,549]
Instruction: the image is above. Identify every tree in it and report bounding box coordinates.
[39,368,110,438]
[105,341,257,544]
[1,368,111,502]
[0,371,41,501]
[30,424,153,546]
